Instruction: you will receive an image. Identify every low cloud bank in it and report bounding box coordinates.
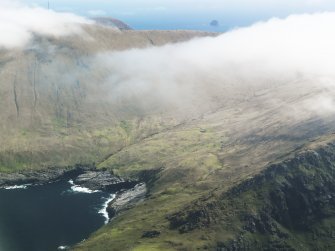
[2,4,335,119]
[0,1,90,49]
[97,12,335,116]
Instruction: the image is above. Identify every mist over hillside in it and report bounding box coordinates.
[2,2,335,250]
[0,2,216,171]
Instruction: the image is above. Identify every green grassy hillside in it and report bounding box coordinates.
[0,27,213,172]
[74,130,335,251]
[2,22,335,251]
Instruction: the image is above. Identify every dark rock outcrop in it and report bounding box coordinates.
[167,143,335,250]
[0,165,91,188]
[107,183,147,218]
[73,170,137,192]
[141,230,161,238]
[0,166,138,194]
[167,202,217,233]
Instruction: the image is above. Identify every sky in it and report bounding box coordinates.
[19,0,335,31]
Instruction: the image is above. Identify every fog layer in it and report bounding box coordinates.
[1,4,335,119]
[0,2,90,48]
[97,12,335,116]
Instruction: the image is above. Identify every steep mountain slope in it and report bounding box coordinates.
[0,25,214,172]
[73,92,335,250]
[2,17,335,251]
[166,137,335,251]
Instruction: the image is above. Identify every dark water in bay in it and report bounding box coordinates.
[0,180,114,251]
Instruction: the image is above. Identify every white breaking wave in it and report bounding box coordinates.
[57,246,68,250]
[67,179,116,223]
[68,179,99,194]
[4,184,30,190]
[99,194,116,224]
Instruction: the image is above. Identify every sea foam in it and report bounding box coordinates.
[4,184,30,190]
[68,180,99,194]
[99,194,116,224]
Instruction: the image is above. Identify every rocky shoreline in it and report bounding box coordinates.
[0,165,137,192]
[0,165,147,222]
[107,183,147,219]
[0,166,88,188]
[0,166,148,251]
[73,170,138,192]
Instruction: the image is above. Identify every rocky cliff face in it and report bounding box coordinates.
[107,183,147,218]
[73,170,138,191]
[168,140,335,250]
[0,165,138,192]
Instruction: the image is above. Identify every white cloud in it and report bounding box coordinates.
[97,12,335,115]
[0,1,91,49]
[2,2,335,118]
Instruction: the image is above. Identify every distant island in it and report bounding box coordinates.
[210,19,219,27]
